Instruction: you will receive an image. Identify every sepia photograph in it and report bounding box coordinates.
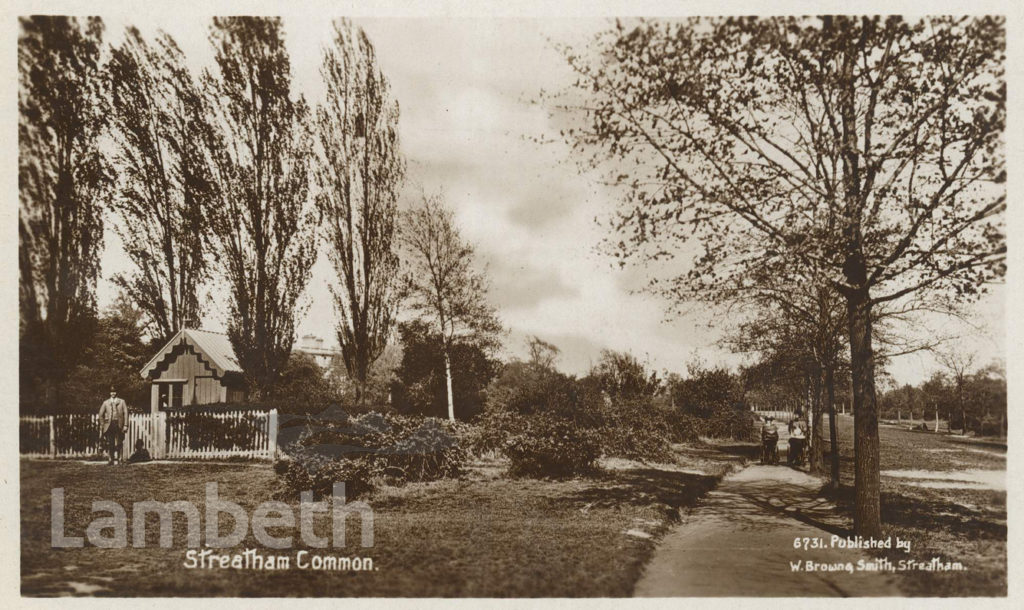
[10,0,1013,601]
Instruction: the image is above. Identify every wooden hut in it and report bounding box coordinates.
[139,329,247,414]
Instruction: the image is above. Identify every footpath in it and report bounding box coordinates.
[634,464,902,597]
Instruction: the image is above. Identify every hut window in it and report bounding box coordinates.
[158,382,185,409]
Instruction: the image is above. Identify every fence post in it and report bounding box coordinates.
[268,409,279,460]
[155,412,167,459]
[48,415,55,457]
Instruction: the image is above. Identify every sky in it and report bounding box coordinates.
[95,15,1005,386]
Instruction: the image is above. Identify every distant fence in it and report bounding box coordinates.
[20,409,278,460]
[751,409,796,422]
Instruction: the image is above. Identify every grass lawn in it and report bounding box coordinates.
[824,415,1006,596]
[21,443,751,597]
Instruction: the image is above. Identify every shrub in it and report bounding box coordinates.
[503,415,602,478]
[277,411,465,499]
[669,362,743,418]
[667,414,705,442]
[450,416,510,459]
[167,410,264,451]
[700,406,757,441]
[485,363,676,464]
[485,362,603,425]
[596,397,674,462]
[280,445,381,500]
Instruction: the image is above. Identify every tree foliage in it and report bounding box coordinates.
[107,27,215,343]
[314,19,405,402]
[202,17,319,397]
[19,16,111,407]
[586,349,661,401]
[393,320,499,420]
[399,191,502,419]
[264,352,343,413]
[58,295,154,415]
[668,360,743,418]
[879,362,1005,436]
[558,16,1005,536]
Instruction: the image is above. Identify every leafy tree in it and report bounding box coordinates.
[587,349,661,401]
[266,352,342,413]
[201,17,319,398]
[558,16,1005,535]
[399,191,502,420]
[526,335,561,370]
[919,371,954,427]
[936,348,976,434]
[60,295,153,414]
[967,363,1006,436]
[740,360,807,414]
[727,262,850,482]
[314,19,405,403]
[323,342,403,407]
[483,336,609,430]
[393,320,499,420]
[669,360,743,418]
[107,27,215,343]
[19,16,111,410]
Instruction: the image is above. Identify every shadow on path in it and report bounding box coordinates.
[634,465,901,597]
[570,469,720,515]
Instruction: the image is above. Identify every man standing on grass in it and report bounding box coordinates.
[98,387,128,465]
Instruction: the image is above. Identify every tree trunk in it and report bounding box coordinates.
[847,289,882,537]
[810,365,824,474]
[826,364,840,490]
[444,350,455,422]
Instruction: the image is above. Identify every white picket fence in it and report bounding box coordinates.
[20,409,278,460]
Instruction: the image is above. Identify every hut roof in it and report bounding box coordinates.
[140,328,242,379]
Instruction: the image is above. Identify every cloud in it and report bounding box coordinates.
[91,17,1002,386]
[487,259,578,310]
[506,188,577,229]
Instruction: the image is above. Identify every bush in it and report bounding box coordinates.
[485,362,603,425]
[667,414,705,442]
[596,397,674,462]
[450,415,516,458]
[277,411,465,499]
[503,415,602,478]
[485,362,676,464]
[167,410,265,451]
[280,446,380,500]
[700,406,757,441]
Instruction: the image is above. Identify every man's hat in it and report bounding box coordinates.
[109,386,116,392]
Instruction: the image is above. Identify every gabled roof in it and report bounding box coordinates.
[140,328,242,379]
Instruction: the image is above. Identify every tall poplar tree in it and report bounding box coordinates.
[19,16,111,408]
[108,27,214,343]
[202,17,319,397]
[314,19,405,403]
